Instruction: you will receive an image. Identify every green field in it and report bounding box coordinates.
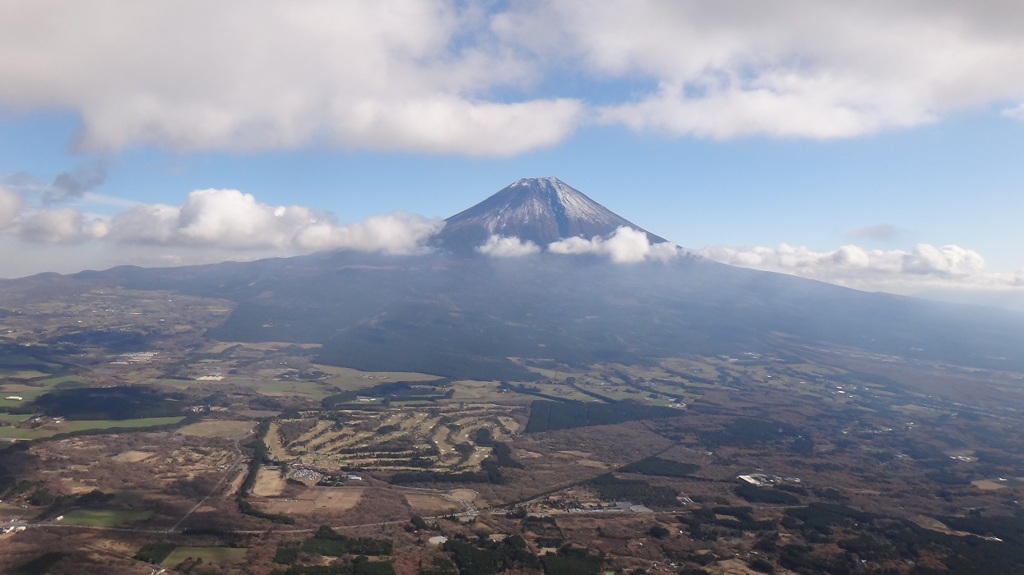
[0,386,47,408]
[1,370,51,380]
[446,380,532,404]
[0,413,33,424]
[36,375,87,387]
[60,508,154,527]
[0,374,86,408]
[0,502,39,521]
[239,376,339,400]
[0,416,185,440]
[163,547,247,566]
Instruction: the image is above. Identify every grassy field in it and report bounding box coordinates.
[35,375,87,387]
[177,419,254,438]
[238,377,338,400]
[138,377,195,390]
[0,385,48,408]
[448,380,532,404]
[0,413,33,424]
[0,375,87,408]
[319,365,441,391]
[60,508,154,527]
[0,502,38,521]
[163,547,247,566]
[0,416,185,440]
[1,370,51,380]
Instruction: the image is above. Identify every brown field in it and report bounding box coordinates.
[252,466,287,497]
[971,479,1007,491]
[111,450,156,463]
[257,487,365,515]
[177,419,254,438]
[715,559,772,575]
[911,515,972,536]
[58,477,99,494]
[404,492,463,514]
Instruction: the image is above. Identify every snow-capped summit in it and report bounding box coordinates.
[436,177,666,252]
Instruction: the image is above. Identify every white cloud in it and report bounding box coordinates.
[498,1,1024,139]
[701,242,1020,293]
[547,226,681,263]
[0,187,442,256]
[16,208,106,244]
[105,189,443,254]
[0,188,22,230]
[294,212,444,254]
[1002,102,1024,121]
[0,1,581,156]
[476,226,682,263]
[477,235,541,257]
[329,97,584,156]
[3,2,1024,154]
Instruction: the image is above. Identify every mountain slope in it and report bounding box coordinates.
[22,249,1024,381]
[435,177,666,252]
[4,178,1024,381]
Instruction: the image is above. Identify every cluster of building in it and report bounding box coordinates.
[527,491,654,515]
[288,463,363,486]
[1,524,27,535]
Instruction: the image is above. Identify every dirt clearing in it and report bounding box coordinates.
[252,466,287,497]
[258,488,365,515]
[404,493,463,514]
[112,450,156,463]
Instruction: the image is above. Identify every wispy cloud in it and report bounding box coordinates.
[0,187,23,230]
[4,163,111,205]
[1003,102,1024,121]
[47,162,106,204]
[701,243,1023,293]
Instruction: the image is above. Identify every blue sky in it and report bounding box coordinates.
[1,1,1023,300]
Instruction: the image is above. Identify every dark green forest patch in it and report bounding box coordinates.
[33,386,185,420]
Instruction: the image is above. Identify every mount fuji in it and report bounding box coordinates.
[435,177,667,253]
[4,177,1024,382]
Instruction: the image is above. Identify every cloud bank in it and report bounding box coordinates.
[548,227,681,263]
[479,227,682,263]
[701,243,1023,293]
[3,1,1024,154]
[0,187,442,256]
[499,1,1024,139]
[477,235,541,258]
